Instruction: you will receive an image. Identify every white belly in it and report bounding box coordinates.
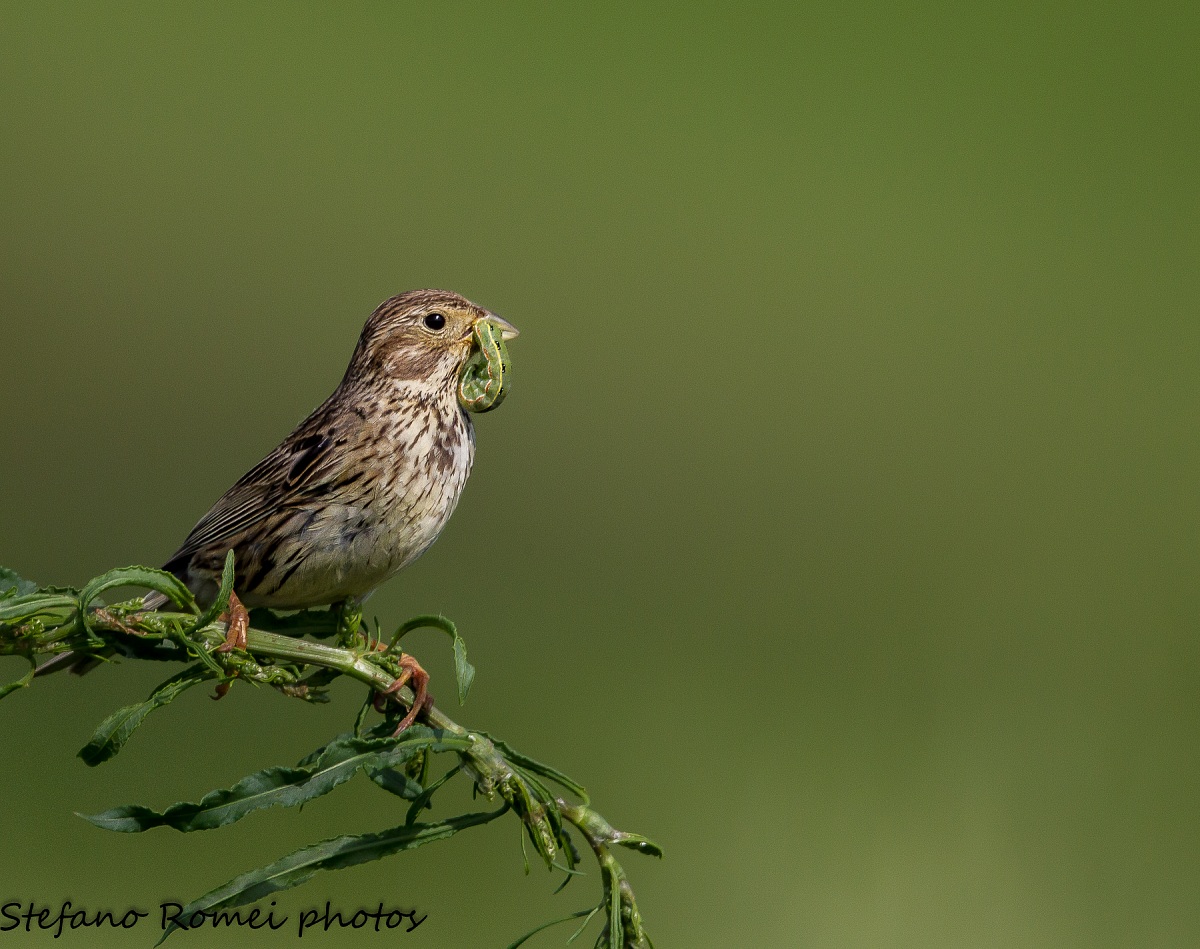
[242,408,475,609]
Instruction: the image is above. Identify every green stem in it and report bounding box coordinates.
[559,802,655,949]
[8,602,655,945]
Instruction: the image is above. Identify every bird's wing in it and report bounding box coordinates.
[164,419,348,575]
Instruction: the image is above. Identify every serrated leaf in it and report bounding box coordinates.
[157,807,506,945]
[78,664,213,766]
[389,614,475,705]
[0,656,36,701]
[78,565,197,615]
[293,735,341,769]
[0,567,37,600]
[184,551,234,638]
[83,728,472,832]
[158,552,235,677]
[0,591,79,623]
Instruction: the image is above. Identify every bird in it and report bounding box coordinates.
[39,288,517,729]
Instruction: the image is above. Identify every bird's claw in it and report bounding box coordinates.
[214,589,249,654]
[209,591,249,699]
[375,654,432,735]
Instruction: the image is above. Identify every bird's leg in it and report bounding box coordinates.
[374,654,433,735]
[214,589,249,653]
[334,597,364,649]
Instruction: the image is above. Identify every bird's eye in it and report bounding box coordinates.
[423,313,446,331]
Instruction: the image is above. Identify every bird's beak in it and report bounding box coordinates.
[478,313,519,340]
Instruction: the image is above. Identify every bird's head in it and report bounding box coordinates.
[346,289,518,401]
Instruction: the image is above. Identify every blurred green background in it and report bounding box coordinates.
[2,2,1197,946]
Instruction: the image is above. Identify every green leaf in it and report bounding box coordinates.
[566,904,602,944]
[157,807,506,945]
[0,591,79,624]
[352,686,373,737]
[453,632,475,705]
[168,628,226,678]
[485,733,591,805]
[184,551,234,638]
[78,664,213,766]
[405,761,462,825]
[293,735,340,769]
[0,567,37,600]
[0,656,36,701]
[389,614,475,705]
[158,552,236,678]
[367,767,424,800]
[504,906,599,949]
[614,834,664,858]
[83,728,472,832]
[78,565,197,615]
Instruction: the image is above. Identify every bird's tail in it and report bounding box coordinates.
[33,651,105,677]
[141,590,169,611]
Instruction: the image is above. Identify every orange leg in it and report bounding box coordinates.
[215,589,249,653]
[210,590,249,700]
[375,654,433,734]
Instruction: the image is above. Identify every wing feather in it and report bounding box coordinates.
[165,420,345,573]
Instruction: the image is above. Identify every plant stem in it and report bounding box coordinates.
[10,602,657,947]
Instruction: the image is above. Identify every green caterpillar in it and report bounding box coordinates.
[458,318,511,413]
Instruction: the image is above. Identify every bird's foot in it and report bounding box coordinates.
[374,654,433,735]
[210,590,248,699]
[215,589,249,653]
